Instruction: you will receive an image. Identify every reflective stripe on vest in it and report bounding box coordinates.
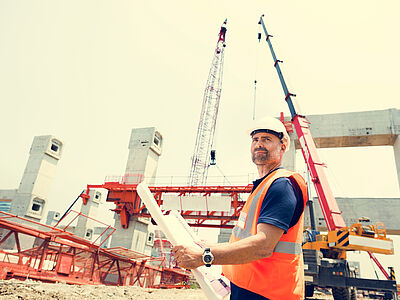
[232,176,302,256]
[232,187,263,239]
[274,240,302,255]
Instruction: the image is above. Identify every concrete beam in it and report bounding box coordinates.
[291,109,400,149]
[305,197,400,235]
[394,135,400,190]
[285,109,400,214]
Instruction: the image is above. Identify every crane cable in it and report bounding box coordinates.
[253,23,262,120]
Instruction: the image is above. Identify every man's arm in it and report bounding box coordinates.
[172,223,284,269]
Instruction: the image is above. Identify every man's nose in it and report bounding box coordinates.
[255,140,264,147]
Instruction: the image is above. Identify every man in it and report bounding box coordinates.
[173,116,308,300]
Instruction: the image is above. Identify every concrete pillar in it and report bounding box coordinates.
[75,190,102,241]
[217,227,232,243]
[0,136,63,250]
[0,190,16,213]
[10,135,63,222]
[110,128,161,255]
[394,135,400,192]
[282,133,296,171]
[94,227,113,248]
[45,211,61,227]
[110,216,154,254]
[124,127,162,184]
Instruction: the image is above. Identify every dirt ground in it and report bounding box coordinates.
[0,279,370,299]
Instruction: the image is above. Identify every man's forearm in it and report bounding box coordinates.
[211,233,273,265]
[173,223,283,269]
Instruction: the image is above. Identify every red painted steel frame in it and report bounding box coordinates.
[85,183,252,229]
[0,211,190,287]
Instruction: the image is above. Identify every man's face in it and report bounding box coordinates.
[251,132,284,165]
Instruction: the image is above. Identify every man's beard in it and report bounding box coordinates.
[252,148,269,164]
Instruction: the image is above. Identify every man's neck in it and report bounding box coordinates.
[257,162,281,178]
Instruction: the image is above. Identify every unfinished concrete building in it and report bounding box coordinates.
[0,135,63,222]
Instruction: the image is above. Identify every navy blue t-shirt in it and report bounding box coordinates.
[230,168,304,300]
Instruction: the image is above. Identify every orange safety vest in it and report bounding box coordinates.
[222,169,308,300]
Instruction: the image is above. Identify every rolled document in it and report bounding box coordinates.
[137,182,230,300]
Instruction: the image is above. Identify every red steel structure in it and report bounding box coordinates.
[189,19,227,186]
[86,178,252,229]
[0,211,190,287]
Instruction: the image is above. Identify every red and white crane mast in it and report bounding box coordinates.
[188,19,227,186]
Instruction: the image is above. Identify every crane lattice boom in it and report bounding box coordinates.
[189,19,227,186]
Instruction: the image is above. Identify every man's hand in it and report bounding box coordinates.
[172,244,203,269]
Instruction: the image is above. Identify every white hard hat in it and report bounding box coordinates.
[247,116,290,152]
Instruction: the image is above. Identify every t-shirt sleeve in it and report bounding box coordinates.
[257,177,297,233]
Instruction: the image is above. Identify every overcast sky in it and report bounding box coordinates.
[0,0,400,280]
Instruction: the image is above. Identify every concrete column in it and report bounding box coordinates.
[2,136,63,250]
[124,127,162,184]
[282,133,296,171]
[45,211,61,227]
[110,216,154,255]
[394,135,400,192]
[217,227,232,243]
[10,135,63,222]
[110,128,161,254]
[0,190,16,213]
[94,227,114,248]
[75,190,102,241]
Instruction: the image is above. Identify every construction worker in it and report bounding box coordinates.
[173,116,308,300]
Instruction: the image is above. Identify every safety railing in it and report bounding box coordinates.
[104,173,258,187]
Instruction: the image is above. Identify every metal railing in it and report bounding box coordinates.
[104,173,258,187]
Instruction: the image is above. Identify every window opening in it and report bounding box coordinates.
[32,203,41,211]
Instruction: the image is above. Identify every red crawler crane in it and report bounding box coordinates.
[189,19,227,186]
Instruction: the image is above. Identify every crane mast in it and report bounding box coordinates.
[188,20,227,186]
[258,15,346,231]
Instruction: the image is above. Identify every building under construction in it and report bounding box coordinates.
[0,16,400,300]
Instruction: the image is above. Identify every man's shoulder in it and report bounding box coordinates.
[269,176,292,190]
[252,168,296,191]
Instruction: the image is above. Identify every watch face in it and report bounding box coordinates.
[204,255,212,263]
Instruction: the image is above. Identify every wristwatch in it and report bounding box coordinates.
[202,248,214,267]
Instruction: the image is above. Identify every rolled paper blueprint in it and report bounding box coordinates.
[137,182,230,300]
